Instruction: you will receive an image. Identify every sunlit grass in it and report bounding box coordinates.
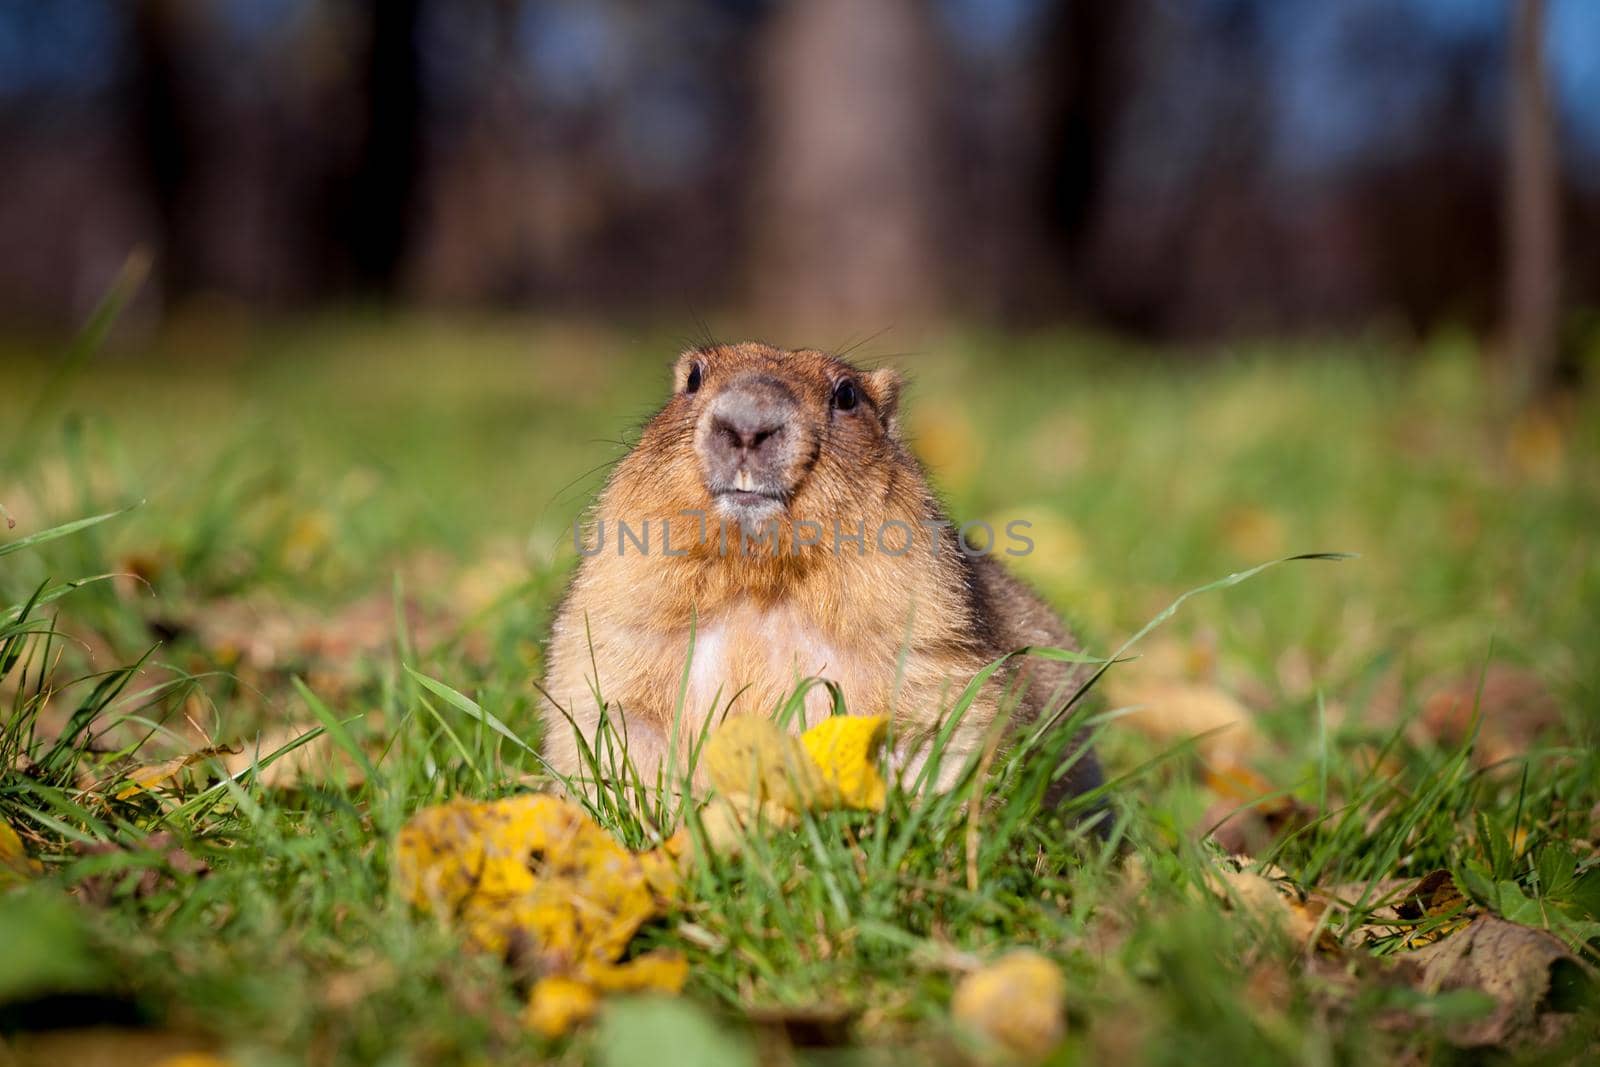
[0,314,1596,1064]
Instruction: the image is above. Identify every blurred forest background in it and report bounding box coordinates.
[0,0,1596,385]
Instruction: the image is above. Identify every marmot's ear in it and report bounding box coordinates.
[865,367,903,435]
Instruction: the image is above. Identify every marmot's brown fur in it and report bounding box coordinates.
[539,342,1100,800]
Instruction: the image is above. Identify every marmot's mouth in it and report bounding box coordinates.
[713,488,786,508]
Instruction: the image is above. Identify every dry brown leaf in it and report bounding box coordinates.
[115,744,242,800]
[1130,634,1220,682]
[1207,863,1338,952]
[111,549,166,601]
[170,591,467,701]
[1317,869,1476,948]
[103,722,366,799]
[697,794,797,854]
[221,723,366,789]
[1209,867,1296,928]
[1198,764,1317,855]
[1415,665,1561,766]
[1392,869,1472,947]
[1299,910,1595,1051]
[950,950,1067,1062]
[1104,677,1263,763]
[1407,915,1594,1048]
[320,962,397,1012]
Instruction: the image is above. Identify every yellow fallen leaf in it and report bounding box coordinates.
[526,976,599,1039]
[115,745,243,800]
[638,827,692,902]
[801,715,888,810]
[697,794,797,854]
[115,759,189,800]
[704,714,889,812]
[537,950,688,1031]
[699,715,889,852]
[586,950,690,994]
[703,715,823,811]
[524,949,691,1036]
[1,819,41,883]
[395,794,685,1037]
[951,950,1066,1061]
[1394,869,1473,948]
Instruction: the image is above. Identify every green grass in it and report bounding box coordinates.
[1,314,1597,1065]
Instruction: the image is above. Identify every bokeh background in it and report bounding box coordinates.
[0,0,1596,375]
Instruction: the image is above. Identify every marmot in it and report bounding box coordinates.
[539,342,1101,802]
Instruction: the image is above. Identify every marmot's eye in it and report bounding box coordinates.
[685,362,703,394]
[832,379,859,411]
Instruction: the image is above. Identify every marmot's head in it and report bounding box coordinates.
[615,343,908,543]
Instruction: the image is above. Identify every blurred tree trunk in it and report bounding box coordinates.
[753,0,944,334]
[1036,0,1133,280]
[1505,0,1560,398]
[348,0,423,296]
[130,0,205,305]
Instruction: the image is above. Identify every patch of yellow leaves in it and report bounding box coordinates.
[393,715,888,1036]
[394,794,687,1037]
[700,715,888,850]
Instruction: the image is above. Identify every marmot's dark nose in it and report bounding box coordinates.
[706,378,794,462]
[712,412,782,454]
